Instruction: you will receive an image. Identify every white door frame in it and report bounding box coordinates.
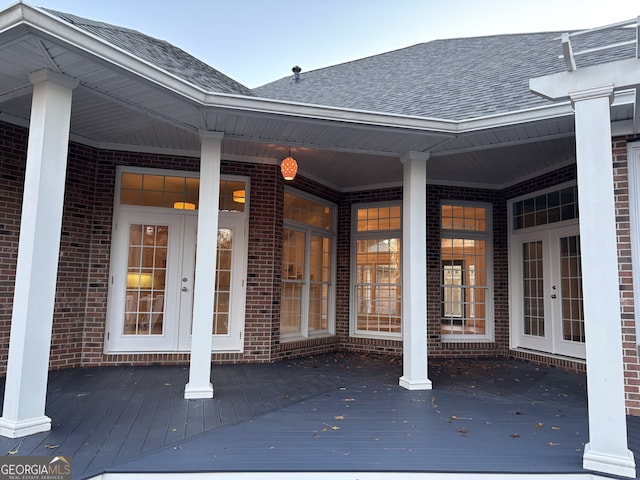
[510,221,585,359]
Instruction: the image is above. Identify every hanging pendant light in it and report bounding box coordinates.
[280,146,298,181]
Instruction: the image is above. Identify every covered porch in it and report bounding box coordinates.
[0,353,630,480]
[0,4,639,480]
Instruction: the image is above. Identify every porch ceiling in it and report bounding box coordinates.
[0,19,632,191]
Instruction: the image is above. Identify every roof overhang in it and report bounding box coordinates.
[0,2,635,190]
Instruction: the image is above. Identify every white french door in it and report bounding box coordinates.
[106,209,245,353]
[511,224,585,359]
[177,212,245,351]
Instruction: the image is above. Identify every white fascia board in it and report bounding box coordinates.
[203,93,460,135]
[456,102,575,131]
[530,57,640,101]
[0,2,25,34]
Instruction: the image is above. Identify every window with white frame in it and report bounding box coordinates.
[280,191,335,340]
[440,202,493,340]
[352,203,402,338]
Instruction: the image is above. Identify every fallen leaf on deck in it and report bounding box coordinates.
[334,415,345,420]
[534,422,544,429]
[450,415,472,421]
[551,426,560,430]
[510,411,524,415]
[548,442,559,446]
[457,428,469,434]
[511,433,521,438]
[342,398,356,402]
[45,444,59,449]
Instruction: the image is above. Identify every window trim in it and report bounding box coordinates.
[350,201,403,340]
[281,188,336,342]
[440,200,494,343]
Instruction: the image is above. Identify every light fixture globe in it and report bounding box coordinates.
[280,155,298,181]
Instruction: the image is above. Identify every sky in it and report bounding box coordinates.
[7,0,640,88]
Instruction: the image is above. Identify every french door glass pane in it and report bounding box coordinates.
[213,229,233,335]
[560,235,585,343]
[124,224,168,335]
[522,241,544,337]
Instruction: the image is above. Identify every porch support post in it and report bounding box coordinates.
[399,151,432,390]
[185,130,224,399]
[0,70,78,438]
[571,86,635,478]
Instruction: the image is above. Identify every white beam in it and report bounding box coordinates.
[399,151,432,391]
[185,130,223,399]
[0,69,78,438]
[530,57,640,101]
[561,33,577,72]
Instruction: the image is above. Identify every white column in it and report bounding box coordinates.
[185,131,223,399]
[399,151,432,390]
[0,70,78,438]
[571,86,636,478]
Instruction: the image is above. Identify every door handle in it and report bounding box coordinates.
[181,286,188,292]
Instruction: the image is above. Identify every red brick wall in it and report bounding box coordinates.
[612,136,640,414]
[0,123,27,373]
[0,125,97,373]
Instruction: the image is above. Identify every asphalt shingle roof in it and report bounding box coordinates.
[253,28,636,121]
[42,7,636,121]
[44,9,255,97]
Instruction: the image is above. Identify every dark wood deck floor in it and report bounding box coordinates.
[0,354,637,479]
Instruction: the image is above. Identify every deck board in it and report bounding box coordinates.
[0,354,636,479]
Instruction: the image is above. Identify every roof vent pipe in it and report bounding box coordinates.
[292,65,302,82]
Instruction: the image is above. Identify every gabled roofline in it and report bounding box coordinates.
[0,2,635,140]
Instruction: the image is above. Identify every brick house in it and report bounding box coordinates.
[0,2,638,477]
